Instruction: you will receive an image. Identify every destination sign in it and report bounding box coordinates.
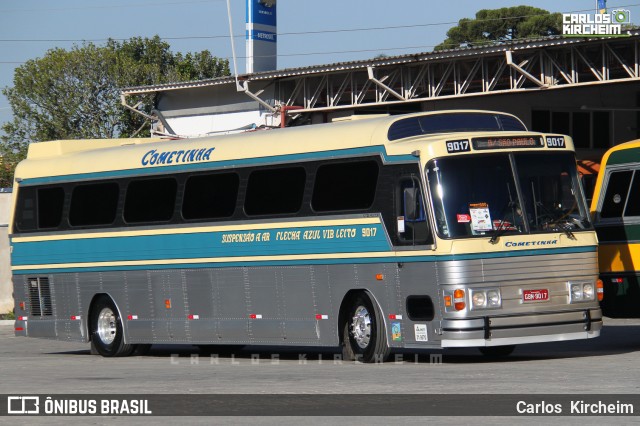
[472,136,544,150]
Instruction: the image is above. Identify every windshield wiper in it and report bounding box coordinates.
[489,183,520,244]
[488,202,516,244]
[534,201,576,240]
[530,181,576,240]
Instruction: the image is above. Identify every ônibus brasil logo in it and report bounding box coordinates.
[563,9,631,37]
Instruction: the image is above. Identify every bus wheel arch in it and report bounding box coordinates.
[88,294,135,357]
[339,290,390,363]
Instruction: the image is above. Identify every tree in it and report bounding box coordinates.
[0,36,229,187]
[435,6,562,51]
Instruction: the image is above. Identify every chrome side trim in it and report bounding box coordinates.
[442,329,601,348]
[441,309,601,331]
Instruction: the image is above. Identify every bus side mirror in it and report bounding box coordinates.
[404,187,424,222]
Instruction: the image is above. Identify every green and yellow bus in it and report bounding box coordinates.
[591,140,640,316]
[11,110,602,361]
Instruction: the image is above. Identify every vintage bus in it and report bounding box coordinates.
[590,140,640,316]
[11,110,603,362]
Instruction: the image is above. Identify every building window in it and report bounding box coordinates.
[572,112,590,149]
[532,109,611,149]
[551,111,571,136]
[592,111,611,149]
[532,110,551,133]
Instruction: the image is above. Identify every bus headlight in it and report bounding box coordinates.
[486,290,501,307]
[582,284,594,300]
[472,292,486,307]
[568,281,596,303]
[571,284,583,301]
[469,288,501,310]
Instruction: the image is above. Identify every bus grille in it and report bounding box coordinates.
[28,277,52,316]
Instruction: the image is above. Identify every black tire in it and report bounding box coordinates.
[90,295,134,357]
[342,292,390,363]
[342,321,356,362]
[478,345,516,357]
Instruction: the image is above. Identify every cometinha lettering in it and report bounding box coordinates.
[505,240,558,248]
[141,147,215,166]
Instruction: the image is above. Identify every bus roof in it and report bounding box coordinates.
[15,110,570,184]
[599,138,640,168]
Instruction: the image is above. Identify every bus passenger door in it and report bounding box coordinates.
[395,176,438,347]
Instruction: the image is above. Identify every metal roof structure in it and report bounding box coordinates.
[121,32,640,122]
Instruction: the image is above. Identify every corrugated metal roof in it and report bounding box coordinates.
[121,32,640,95]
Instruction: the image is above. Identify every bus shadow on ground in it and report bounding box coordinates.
[48,324,640,363]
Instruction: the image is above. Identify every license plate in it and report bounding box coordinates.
[523,289,549,302]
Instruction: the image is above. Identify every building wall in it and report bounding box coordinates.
[0,190,13,313]
[157,83,278,135]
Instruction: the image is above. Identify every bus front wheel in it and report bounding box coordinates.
[90,295,134,357]
[342,292,390,363]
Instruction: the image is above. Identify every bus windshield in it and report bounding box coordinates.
[427,152,592,239]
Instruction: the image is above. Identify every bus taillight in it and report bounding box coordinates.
[453,289,466,311]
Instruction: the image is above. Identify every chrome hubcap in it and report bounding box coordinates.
[97,307,117,345]
[351,305,371,349]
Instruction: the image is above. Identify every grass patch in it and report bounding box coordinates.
[0,311,15,320]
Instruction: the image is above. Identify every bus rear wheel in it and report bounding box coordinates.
[90,295,134,357]
[342,292,390,363]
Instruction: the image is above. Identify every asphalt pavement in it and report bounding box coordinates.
[0,317,638,425]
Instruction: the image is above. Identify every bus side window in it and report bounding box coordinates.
[38,187,65,229]
[398,178,432,245]
[624,171,640,217]
[15,187,37,232]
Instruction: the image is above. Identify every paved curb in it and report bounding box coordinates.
[0,320,14,326]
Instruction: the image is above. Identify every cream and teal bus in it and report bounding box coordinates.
[590,140,640,316]
[11,110,603,362]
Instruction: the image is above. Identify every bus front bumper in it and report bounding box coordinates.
[440,308,602,348]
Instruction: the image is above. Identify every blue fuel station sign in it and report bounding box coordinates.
[246,0,277,73]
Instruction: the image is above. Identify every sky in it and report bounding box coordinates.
[1,0,640,129]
